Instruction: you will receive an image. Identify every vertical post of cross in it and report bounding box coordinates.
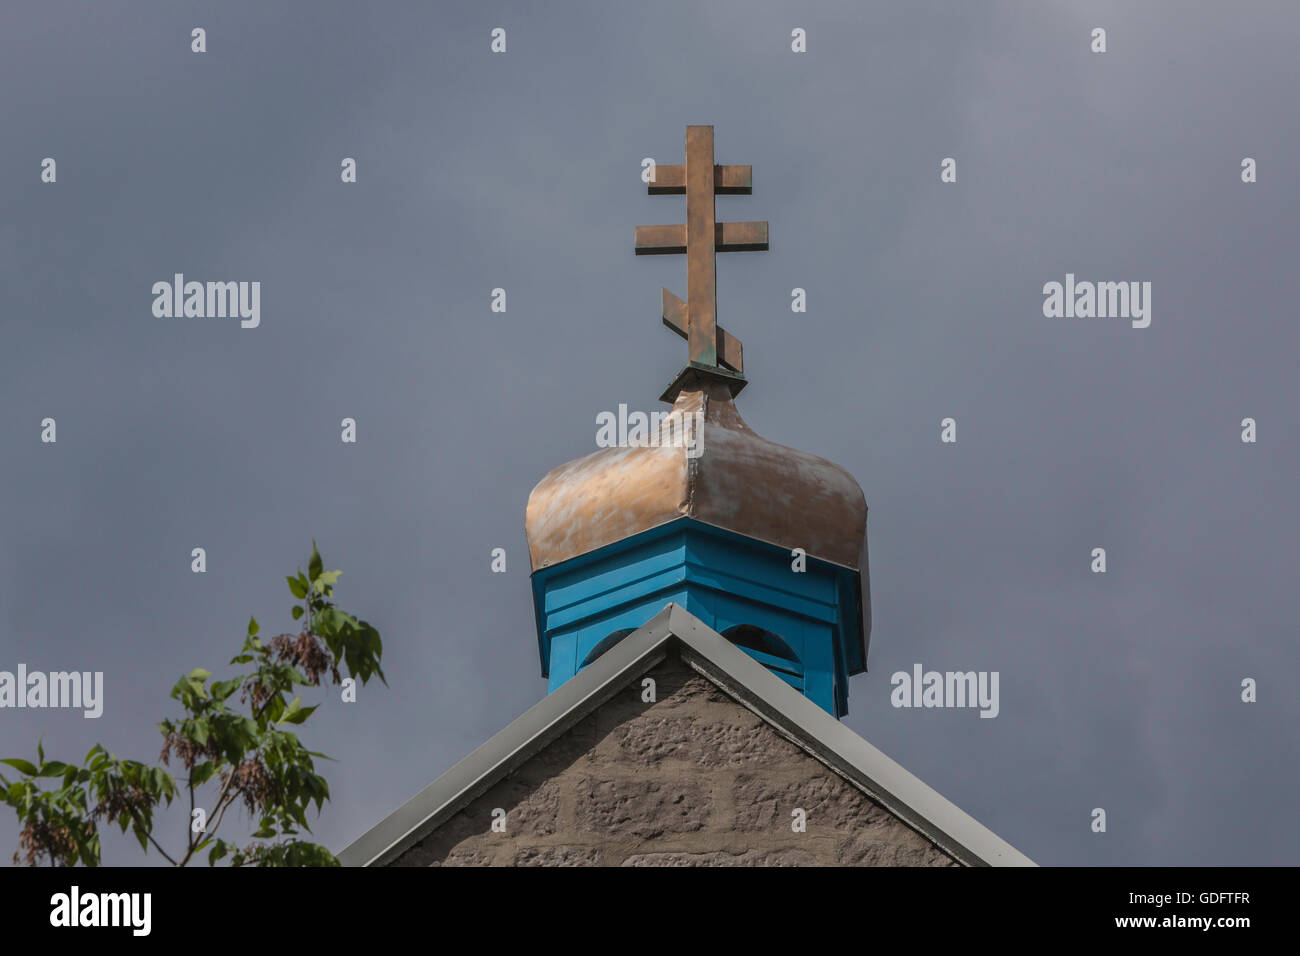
[685,126,718,368]
[634,124,767,401]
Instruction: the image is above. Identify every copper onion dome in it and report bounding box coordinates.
[525,378,867,573]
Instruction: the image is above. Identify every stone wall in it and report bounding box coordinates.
[390,654,959,867]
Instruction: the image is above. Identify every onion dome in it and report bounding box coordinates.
[526,379,866,574]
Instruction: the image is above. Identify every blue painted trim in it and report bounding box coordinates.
[530,518,868,717]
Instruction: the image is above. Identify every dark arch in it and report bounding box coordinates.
[581,628,636,667]
[721,624,798,664]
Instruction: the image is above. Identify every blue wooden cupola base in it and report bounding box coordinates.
[530,518,867,718]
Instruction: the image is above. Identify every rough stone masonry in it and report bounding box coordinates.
[390,654,959,867]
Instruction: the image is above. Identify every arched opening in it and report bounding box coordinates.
[580,628,636,667]
[721,625,802,688]
[722,625,797,662]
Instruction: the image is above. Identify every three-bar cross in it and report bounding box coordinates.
[635,126,768,384]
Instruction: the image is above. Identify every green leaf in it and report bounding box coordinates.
[308,543,323,582]
[210,679,240,701]
[0,758,39,776]
[293,703,319,725]
[209,841,229,865]
[189,667,212,682]
[287,575,308,599]
[291,605,304,620]
[313,569,341,593]
[37,761,70,778]
[248,616,260,637]
[279,700,318,726]
[37,738,45,764]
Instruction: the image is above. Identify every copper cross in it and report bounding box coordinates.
[634,126,768,374]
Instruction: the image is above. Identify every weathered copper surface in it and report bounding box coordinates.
[525,381,867,573]
[646,163,753,194]
[661,288,742,372]
[634,126,768,373]
[633,222,770,255]
[657,361,747,407]
[685,126,718,366]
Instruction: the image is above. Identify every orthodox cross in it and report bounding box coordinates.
[635,126,768,395]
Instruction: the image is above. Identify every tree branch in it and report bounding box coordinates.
[193,767,243,864]
[128,807,179,866]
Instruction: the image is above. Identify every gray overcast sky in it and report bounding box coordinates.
[2,0,1297,866]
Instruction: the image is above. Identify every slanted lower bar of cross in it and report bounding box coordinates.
[634,125,768,371]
